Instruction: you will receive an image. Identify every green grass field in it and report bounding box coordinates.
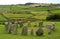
[0,14,7,22]
[0,21,60,39]
[0,5,60,21]
[0,5,60,39]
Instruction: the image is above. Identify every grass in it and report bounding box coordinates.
[0,5,60,20]
[0,14,7,22]
[0,5,60,39]
[3,13,33,19]
[0,21,60,39]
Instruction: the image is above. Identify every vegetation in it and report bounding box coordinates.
[0,4,60,39]
[0,4,60,21]
[0,21,60,39]
[46,13,60,21]
[0,14,7,22]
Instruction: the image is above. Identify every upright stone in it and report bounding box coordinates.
[12,21,18,28]
[19,21,24,27]
[46,24,55,32]
[4,22,9,32]
[51,22,55,31]
[12,22,17,35]
[39,20,43,27]
[21,26,28,35]
[7,22,12,34]
[46,23,55,35]
[27,21,31,27]
[36,28,43,36]
[30,29,34,35]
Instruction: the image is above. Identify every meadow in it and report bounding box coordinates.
[0,21,60,39]
[0,4,60,39]
[0,5,60,21]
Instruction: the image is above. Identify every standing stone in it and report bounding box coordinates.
[27,21,31,27]
[14,21,18,28]
[30,29,34,35]
[21,26,28,35]
[39,20,43,27]
[46,23,55,35]
[12,22,17,35]
[4,22,9,32]
[19,21,24,27]
[51,22,55,31]
[46,24,55,32]
[36,28,43,36]
[7,22,12,34]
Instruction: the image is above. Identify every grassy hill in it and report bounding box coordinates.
[0,4,60,39]
[0,4,60,21]
[0,14,7,22]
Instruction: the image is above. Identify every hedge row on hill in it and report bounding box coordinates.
[46,14,60,21]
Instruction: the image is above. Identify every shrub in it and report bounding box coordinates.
[46,14,60,21]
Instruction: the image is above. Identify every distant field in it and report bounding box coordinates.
[0,14,7,22]
[3,13,33,19]
[0,5,60,21]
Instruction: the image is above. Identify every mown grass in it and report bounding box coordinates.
[0,21,60,39]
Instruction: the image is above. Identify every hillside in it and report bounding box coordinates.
[0,4,60,21]
[0,14,7,22]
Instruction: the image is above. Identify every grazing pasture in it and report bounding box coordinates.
[0,4,60,39]
[0,21,60,39]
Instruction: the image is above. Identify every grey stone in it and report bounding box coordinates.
[39,20,43,27]
[46,24,55,32]
[7,22,12,34]
[46,23,55,35]
[12,22,18,35]
[19,21,24,27]
[27,21,31,27]
[21,26,28,35]
[30,29,34,35]
[36,28,43,36]
[4,22,9,32]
